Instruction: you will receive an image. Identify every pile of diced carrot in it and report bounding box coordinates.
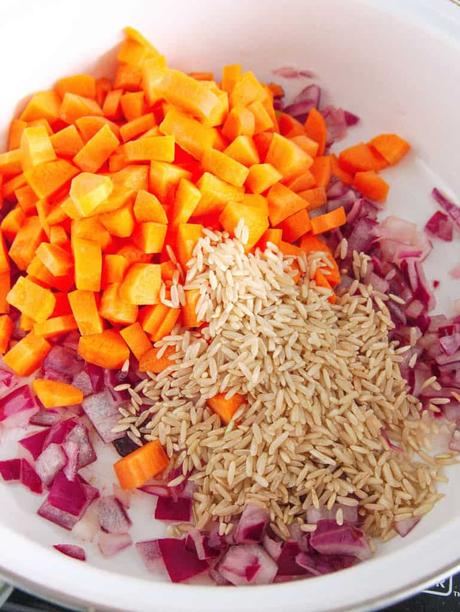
[0,26,409,384]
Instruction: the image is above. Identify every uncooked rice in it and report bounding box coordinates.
[119,228,455,541]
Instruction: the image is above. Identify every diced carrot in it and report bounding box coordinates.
[95,77,112,108]
[182,289,202,328]
[33,314,78,339]
[108,153,128,172]
[20,126,56,169]
[266,183,307,226]
[32,379,83,408]
[114,439,169,489]
[289,134,319,158]
[286,171,316,193]
[25,159,78,199]
[139,303,169,335]
[0,231,9,274]
[267,82,284,98]
[278,113,305,138]
[149,161,191,203]
[92,184,135,216]
[176,223,203,269]
[247,99,275,134]
[330,154,354,185]
[68,289,104,335]
[111,164,149,191]
[338,143,387,174]
[160,260,176,281]
[8,119,27,150]
[59,93,103,124]
[300,234,340,286]
[19,314,34,332]
[207,393,245,424]
[369,133,410,166]
[0,315,13,354]
[220,201,269,251]
[75,116,120,142]
[193,172,244,216]
[132,222,167,253]
[310,207,347,235]
[221,107,255,141]
[151,307,181,342]
[171,179,201,226]
[314,269,336,303]
[74,124,120,173]
[72,237,102,291]
[245,163,282,194]
[55,74,96,99]
[69,172,113,217]
[3,332,51,376]
[2,208,26,242]
[28,118,53,135]
[78,329,129,369]
[26,257,73,293]
[116,243,151,265]
[0,149,24,176]
[120,113,155,143]
[14,184,37,213]
[224,135,259,167]
[102,89,123,120]
[230,71,266,108]
[9,216,44,270]
[102,254,129,287]
[36,242,73,276]
[120,322,152,360]
[156,69,223,125]
[133,190,168,224]
[51,292,72,317]
[99,283,138,325]
[256,228,283,250]
[124,135,175,162]
[310,155,332,188]
[120,91,144,121]
[0,273,10,315]
[278,208,311,243]
[138,345,175,373]
[266,133,313,181]
[71,217,111,250]
[353,170,389,203]
[304,108,327,156]
[100,204,135,238]
[159,107,216,160]
[202,148,249,188]
[119,263,161,305]
[221,64,242,94]
[298,187,327,209]
[7,276,56,322]
[20,91,61,123]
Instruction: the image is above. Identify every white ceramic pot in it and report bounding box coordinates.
[0,0,459,610]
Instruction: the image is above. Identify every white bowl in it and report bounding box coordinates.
[0,0,459,610]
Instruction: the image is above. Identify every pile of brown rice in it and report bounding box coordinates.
[115,226,457,542]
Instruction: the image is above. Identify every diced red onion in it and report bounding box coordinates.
[276,540,309,576]
[98,532,132,558]
[262,532,283,561]
[63,440,79,481]
[154,496,192,522]
[97,496,132,534]
[38,478,98,530]
[138,538,207,583]
[20,460,43,494]
[54,544,86,561]
[295,551,356,575]
[19,429,49,460]
[394,517,420,537]
[0,385,38,424]
[284,84,321,118]
[309,520,371,560]
[112,484,131,509]
[344,110,360,126]
[218,544,278,585]
[35,443,67,486]
[43,418,76,449]
[64,422,96,469]
[43,346,83,381]
[0,368,16,395]
[425,211,453,241]
[30,410,63,427]
[432,188,460,230]
[234,503,269,544]
[0,458,21,481]
[72,370,94,397]
[272,67,314,79]
[185,528,219,561]
[444,402,460,425]
[322,105,347,145]
[82,391,124,444]
[48,471,90,516]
